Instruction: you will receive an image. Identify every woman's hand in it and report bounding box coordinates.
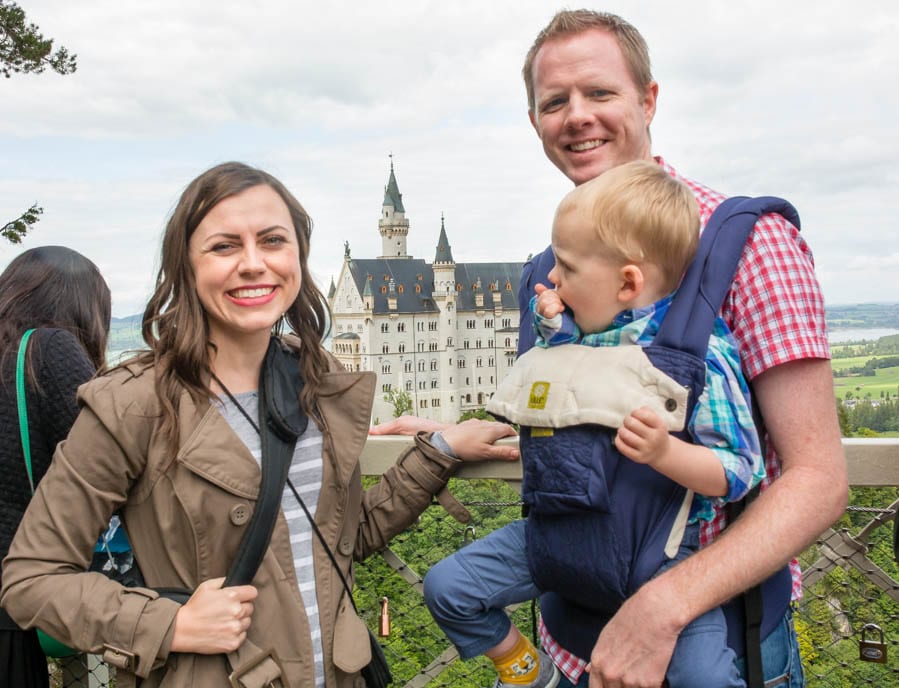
[369,416,450,435]
[440,419,519,462]
[170,578,258,654]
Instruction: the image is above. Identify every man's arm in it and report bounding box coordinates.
[587,358,847,688]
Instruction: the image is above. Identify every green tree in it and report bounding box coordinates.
[383,388,413,418]
[1,202,42,243]
[1,1,76,241]
[458,408,496,422]
[0,1,76,77]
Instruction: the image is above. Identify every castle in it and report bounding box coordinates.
[328,161,524,423]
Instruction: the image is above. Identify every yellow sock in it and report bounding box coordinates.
[492,633,540,685]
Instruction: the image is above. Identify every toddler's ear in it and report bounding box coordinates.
[618,264,645,303]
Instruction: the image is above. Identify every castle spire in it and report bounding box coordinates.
[382,155,405,213]
[434,212,454,264]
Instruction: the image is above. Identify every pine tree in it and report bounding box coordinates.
[1,1,77,241]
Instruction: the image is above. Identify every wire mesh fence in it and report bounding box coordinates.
[47,482,899,687]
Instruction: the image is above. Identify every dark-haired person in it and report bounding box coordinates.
[2,162,518,688]
[0,246,111,688]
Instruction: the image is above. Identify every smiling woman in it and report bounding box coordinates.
[189,184,303,389]
[0,161,520,688]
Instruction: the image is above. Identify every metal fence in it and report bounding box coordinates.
[47,441,899,687]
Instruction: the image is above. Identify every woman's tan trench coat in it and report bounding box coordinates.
[2,350,463,687]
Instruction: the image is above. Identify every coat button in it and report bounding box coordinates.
[338,538,353,556]
[665,398,678,412]
[230,503,250,525]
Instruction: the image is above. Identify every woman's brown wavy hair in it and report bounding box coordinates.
[139,162,331,447]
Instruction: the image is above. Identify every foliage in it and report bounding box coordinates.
[384,387,413,418]
[839,397,899,434]
[2,2,77,243]
[0,1,76,77]
[1,202,42,243]
[458,407,496,422]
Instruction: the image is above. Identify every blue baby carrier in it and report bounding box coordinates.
[516,196,799,678]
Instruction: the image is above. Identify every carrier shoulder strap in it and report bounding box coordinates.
[654,196,800,358]
[656,196,800,688]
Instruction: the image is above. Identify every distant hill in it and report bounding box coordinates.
[107,303,899,355]
[108,314,144,356]
[826,303,899,328]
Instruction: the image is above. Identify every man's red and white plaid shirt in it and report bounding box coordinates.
[539,157,830,683]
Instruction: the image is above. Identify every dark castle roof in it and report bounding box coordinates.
[382,161,405,213]
[345,258,523,315]
[434,215,454,264]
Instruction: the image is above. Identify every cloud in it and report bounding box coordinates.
[2,0,898,314]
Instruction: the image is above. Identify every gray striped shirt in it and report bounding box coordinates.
[216,391,326,687]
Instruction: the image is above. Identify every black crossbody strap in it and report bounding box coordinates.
[285,479,358,611]
[215,337,307,589]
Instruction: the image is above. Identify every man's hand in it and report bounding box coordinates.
[587,580,683,688]
[369,416,449,436]
[440,419,519,462]
[171,578,258,654]
[534,282,565,319]
[614,407,669,466]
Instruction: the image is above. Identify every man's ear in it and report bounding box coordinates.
[528,108,541,139]
[618,264,645,303]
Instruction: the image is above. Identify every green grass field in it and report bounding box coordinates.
[832,359,899,400]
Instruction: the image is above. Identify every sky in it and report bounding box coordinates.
[2,0,897,317]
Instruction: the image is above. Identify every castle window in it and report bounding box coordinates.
[398,284,404,294]
[456,283,463,291]
[415,284,421,293]
[381,286,387,294]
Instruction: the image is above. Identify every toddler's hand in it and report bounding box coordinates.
[534,283,565,319]
[615,407,670,465]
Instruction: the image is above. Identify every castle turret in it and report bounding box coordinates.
[378,157,410,259]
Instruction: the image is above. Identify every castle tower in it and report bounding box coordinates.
[378,157,410,259]
[432,213,459,420]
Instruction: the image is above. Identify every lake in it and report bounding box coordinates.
[828,328,899,343]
